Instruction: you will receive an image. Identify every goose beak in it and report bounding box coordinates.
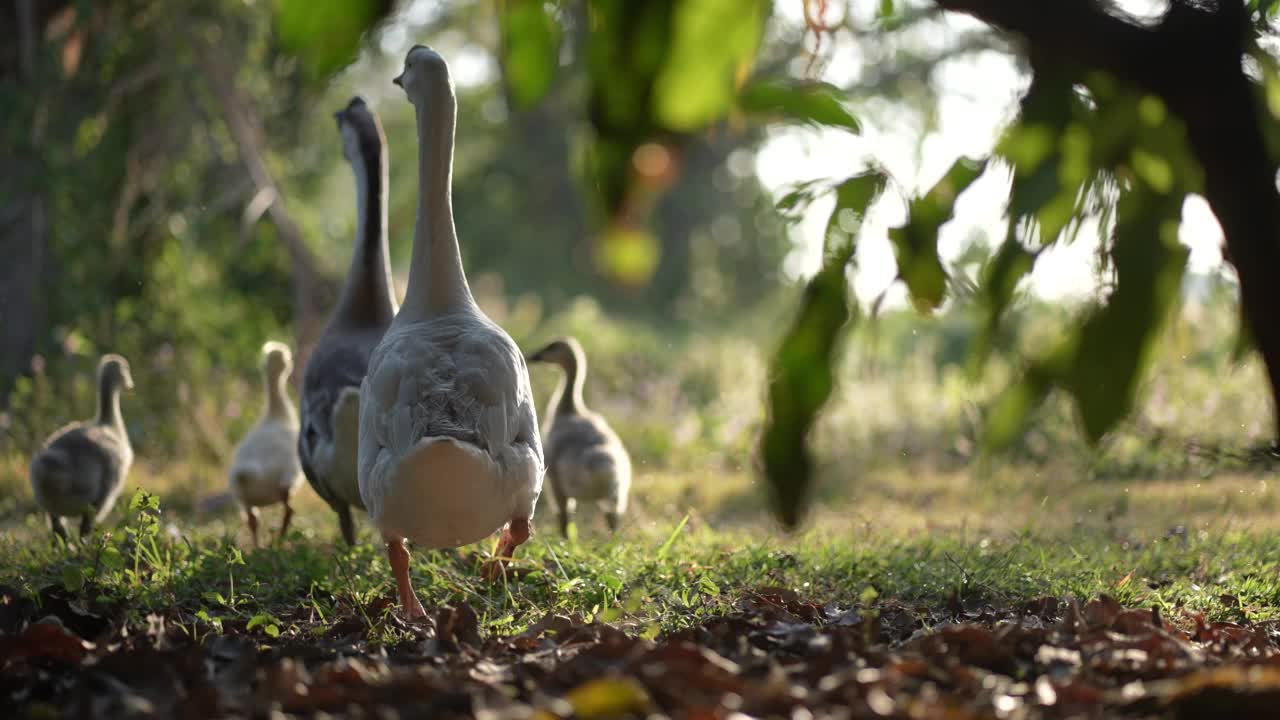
[393,73,403,88]
[525,351,543,363]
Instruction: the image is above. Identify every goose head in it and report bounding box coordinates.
[261,341,294,382]
[335,96,385,165]
[98,354,134,392]
[526,337,584,370]
[393,45,454,107]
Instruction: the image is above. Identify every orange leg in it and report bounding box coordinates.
[245,507,260,549]
[385,534,426,620]
[276,491,294,544]
[483,517,531,582]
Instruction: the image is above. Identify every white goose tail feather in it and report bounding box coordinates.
[370,437,519,549]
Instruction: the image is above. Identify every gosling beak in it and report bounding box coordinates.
[393,73,403,88]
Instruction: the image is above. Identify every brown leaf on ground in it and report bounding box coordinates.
[8,588,1280,718]
[1,620,93,666]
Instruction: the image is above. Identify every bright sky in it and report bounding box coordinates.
[755,0,1228,305]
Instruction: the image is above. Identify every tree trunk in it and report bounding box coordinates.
[0,195,48,401]
[0,0,51,402]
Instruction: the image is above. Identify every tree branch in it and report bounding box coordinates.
[203,45,334,370]
[935,0,1280,444]
[934,0,1167,88]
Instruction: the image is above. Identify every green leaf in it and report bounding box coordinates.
[760,171,887,528]
[998,63,1094,246]
[501,0,562,110]
[62,565,85,592]
[889,157,985,311]
[247,613,281,638]
[652,0,769,131]
[1065,186,1188,443]
[100,545,124,571]
[983,364,1054,451]
[129,489,159,512]
[738,80,860,132]
[698,575,721,596]
[275,0,393,81]
[196,610,223,631]
[824,171,888,255]
[970,231,1037,374]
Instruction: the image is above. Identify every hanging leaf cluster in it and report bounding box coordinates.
[489,1,1265,527]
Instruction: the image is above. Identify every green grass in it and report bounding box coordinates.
[4,461,1280,649]
[4,291,1277,646]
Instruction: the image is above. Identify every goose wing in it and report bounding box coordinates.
[358,314,544,528]
[546,413,609,470]
[299,328,382,506]
[32,423,130,518]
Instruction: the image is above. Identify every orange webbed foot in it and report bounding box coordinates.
[483,518,531,582]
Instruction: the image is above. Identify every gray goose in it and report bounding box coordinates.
[527,337,632,535]
[358,46,544,619]
[298,97,398,545]
[30,354,134,543]
[228,341,303,547]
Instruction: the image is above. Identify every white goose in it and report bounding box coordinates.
[298,97,398,545]
[527,337,632,535]
[30,354,134,543]
[228,341,303,548]
[358,45,544,618]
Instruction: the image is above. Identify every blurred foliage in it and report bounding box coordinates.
[498,0,561,110]
[492,0,1280,525]
[889,157,985,312]
[0,0,797,465]
[761,171,886,528]
[0,0,366,456]
[276,0,394,82]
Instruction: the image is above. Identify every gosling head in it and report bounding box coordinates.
[335,96,385,165]
[392,45,453,107]
[98,354,134,392]
[261,341,294,381]
[526,337,584,369]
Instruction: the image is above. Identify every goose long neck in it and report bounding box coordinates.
[554,351,586,416]
[95,375,123,429]
[402,85,473,320]
[334,138,396,327]
[264,371,294,423]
